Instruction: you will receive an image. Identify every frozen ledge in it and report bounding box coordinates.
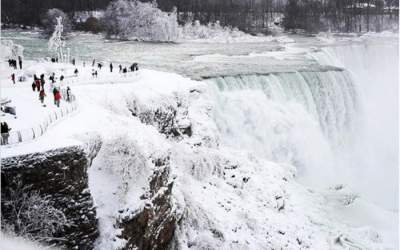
[194,65,345,80]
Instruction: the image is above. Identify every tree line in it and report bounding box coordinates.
[283,0,399,32]
[1,0,110,25]
[1,0,398,33]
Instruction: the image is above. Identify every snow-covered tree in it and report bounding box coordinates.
[103,0,179,42]
[1,181,67,242]
[179,20,246,41]
[48,16,70,63]
[1,40,24,60]
[101,135,150,195]
[41,8,72,36]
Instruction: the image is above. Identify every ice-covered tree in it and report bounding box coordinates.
[103,0,179,42]
[179,20,246,41]
[48,16,70,63]
[1,40,24,60]
[1,181,67,242]
[41,8,72,36]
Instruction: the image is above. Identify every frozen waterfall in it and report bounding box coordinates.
[205,38,398,211]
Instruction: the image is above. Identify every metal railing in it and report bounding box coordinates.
[1,100,77,146]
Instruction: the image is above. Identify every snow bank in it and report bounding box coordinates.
[0,234,54,250]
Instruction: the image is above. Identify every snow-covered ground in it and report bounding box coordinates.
[0,233,55,250]
[0,31,398,249]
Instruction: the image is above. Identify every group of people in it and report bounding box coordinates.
[2,56,80,146]
[31,72,72,107]
[7,56,23,70]
[32,74,46,92]
[119,63,139,76]
[89,59,139,78]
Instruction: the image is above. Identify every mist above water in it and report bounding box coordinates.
[207,37,398,211]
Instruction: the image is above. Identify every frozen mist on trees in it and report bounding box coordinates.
[48,16,70,63]
[103,0,179,42]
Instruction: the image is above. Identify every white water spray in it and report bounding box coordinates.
[206,37,398,212]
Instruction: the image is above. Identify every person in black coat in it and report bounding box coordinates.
[110,63,113,72]
[40,74,45,89]
[1,122,11,145]
[18,56,22,69]
[49,73,56,84]
[66,86,72,102]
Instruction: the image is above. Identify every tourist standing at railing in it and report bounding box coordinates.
[1,122,11,145]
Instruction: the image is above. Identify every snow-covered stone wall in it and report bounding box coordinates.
[1,143,101,249]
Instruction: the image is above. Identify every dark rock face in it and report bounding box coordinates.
[117,156,179,250]
[1,146,100,249]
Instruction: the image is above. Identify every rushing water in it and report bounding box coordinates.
[206,37,398,212]
[316,41,399,211]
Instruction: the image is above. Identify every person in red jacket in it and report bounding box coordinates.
[39,89,46,105]
[54,90,61,107]
[35,79,41,91]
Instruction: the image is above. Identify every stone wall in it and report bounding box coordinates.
[1,145,100,249]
